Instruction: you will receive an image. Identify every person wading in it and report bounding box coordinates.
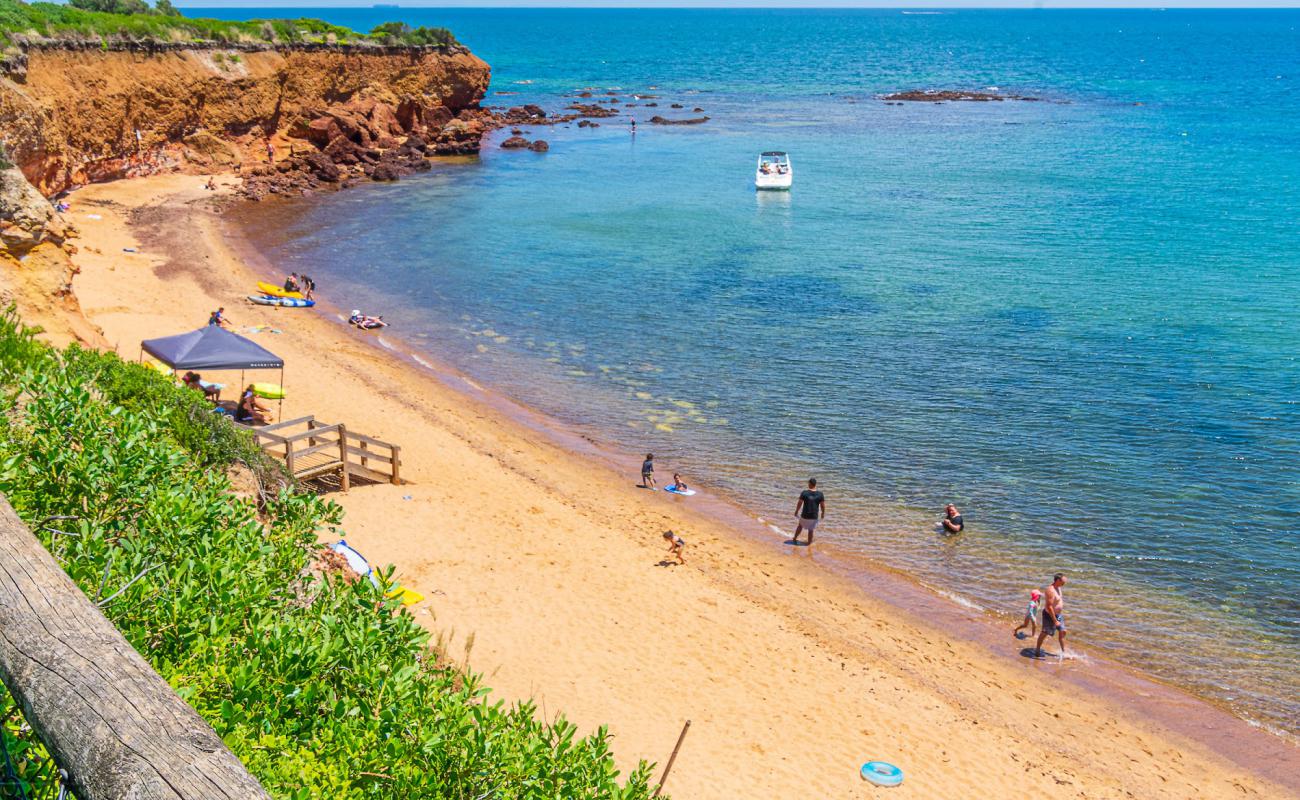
[1034,573,1068,658]
[793,478,825,545]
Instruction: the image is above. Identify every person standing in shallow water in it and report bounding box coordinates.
[1035,573,1068,658]
[640,453,655,489]
[793,478,825,545]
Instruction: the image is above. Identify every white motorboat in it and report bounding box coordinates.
[755,151,792,190]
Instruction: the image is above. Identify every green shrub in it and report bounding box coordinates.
[0,0,459,49]
[0,309,656,799]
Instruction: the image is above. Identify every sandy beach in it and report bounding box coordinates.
[57,173,1298,799]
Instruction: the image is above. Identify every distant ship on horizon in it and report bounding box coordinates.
[373,3,399,8]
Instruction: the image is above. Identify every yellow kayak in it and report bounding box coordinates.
[256,281,304,299]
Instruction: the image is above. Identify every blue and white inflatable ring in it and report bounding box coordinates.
[860,761,903,787]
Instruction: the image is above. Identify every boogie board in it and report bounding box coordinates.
[331,540,424,605]
[665,485,697,496]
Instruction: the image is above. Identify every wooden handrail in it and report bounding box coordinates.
[294,441,346,460]
[343,430,398,450]
[343,444,394,465]
[0,496,271,800]
[253,415,316,433]
[278,424,341,445]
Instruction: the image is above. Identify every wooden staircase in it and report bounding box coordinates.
[235,416,402,491]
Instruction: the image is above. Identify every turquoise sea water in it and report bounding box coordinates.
[209,9,1300,735]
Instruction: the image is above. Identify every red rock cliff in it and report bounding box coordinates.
[0,42,492,195]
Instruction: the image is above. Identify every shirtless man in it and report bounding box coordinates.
[1034,573,1068,658]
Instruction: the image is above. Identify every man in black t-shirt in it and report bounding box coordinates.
[942,504,964,534]
[793,478,825,545]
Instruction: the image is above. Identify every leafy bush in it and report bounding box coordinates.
[68,0,151,16]
[370,20,455,47]
[0,309,656,799]
[0,0,459,49]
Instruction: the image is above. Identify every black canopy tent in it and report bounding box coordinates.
[140,326,285,419]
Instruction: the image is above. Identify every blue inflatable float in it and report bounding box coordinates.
[860,761,903,787]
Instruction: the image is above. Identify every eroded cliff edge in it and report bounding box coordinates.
[0,40,491,343]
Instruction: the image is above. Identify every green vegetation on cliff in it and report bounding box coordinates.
[0,0,456,50]
[0,309,656,799]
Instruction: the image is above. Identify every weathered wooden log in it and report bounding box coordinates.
[0,496,271,800]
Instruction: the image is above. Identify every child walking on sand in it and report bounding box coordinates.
[662,531,685,564]
[1014,589,1041,639]
[641,453,656,489]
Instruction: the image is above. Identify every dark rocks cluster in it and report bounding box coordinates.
[881,89,1042,103]
[241,96,493,200]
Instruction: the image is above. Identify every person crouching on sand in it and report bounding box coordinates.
[1014,589,1041,639]
[793,478,825,545]
[663,530,685,564]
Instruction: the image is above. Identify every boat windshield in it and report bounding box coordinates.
[758,153,790,174]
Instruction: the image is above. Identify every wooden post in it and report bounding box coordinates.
[359,439,369,469]
[390,444,401,486]
[284,440,295,478]
[337,424,350,492]
[0,496,272,800]
[653,720,690,797]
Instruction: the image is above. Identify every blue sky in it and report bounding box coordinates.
[175,2,1300,8]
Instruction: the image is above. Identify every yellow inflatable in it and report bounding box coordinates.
[386,586,425,606]
[256,281,304,299]
[251,382,286,399]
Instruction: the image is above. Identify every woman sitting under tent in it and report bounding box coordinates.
[234,384,271,425]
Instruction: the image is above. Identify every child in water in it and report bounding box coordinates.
[1014,589,1041,639]
[669,473,688,493]
[662,530,685,564]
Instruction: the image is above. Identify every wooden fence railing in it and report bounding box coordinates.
[0,496,271,800]
[235,416,402,491]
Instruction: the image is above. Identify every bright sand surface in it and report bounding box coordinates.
[61,174,1298,799]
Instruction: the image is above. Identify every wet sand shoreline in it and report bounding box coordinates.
[63,173,1298,799]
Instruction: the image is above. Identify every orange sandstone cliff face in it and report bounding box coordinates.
[0,42,490,344]
[1,43,492,195]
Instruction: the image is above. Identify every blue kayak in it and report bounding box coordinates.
[248,294,315,308]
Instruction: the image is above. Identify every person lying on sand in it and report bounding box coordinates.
[942,504,964,534]
[1035,573,1068,658]
[349,310,388,330]
[663,530,685,564]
